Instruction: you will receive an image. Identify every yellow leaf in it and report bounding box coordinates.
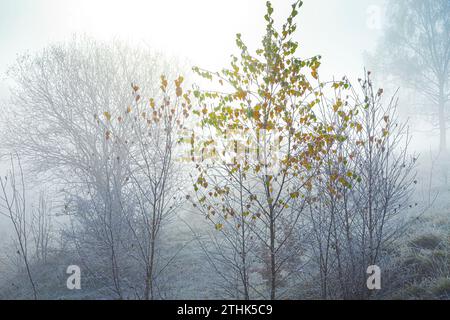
[176,86,183,97]
[161,75,168,90]
[290,191,299,199]
[333,99,343,112]
[236,90,247,100]
[356,123,362,132]
[103,111,111,121]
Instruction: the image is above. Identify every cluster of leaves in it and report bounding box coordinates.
[98,75,192,148]
[188,1,363,231]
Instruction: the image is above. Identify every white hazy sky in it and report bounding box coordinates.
[0,0,386,97]
[1,1,438,236]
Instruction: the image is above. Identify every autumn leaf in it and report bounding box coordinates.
[103,111,111,121]
[236,90,247,100]
[176,86,183,97]
[131,84,140,92]
[161,75,168,91]
[290,191,299,199]
[356,123,362,132]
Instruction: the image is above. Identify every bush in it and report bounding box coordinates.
[431,278,450,299]
[409,234,442,250]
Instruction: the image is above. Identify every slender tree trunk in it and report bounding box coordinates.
[439,91,446,153]
[438,83,447,184]
[238,175,250,300]
[18,237,38,300]
[144,206,157,300]
[147,234,156,300]
[269,210,276,300]
[241,223,249,300]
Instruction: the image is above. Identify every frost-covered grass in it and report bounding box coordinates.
[1,198,450,300]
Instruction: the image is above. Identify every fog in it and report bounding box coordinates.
[0,0,449,300]
[0,0,385,93]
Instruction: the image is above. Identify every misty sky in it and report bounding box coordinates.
[0,0,391,238]
[0,0,386,97]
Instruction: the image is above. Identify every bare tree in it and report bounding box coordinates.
[113,77,191,299]
[187,165,260,299]
[2,36,184,298]
[305,72,417,299]
[0,154,38,299]
[370,0,449,166]
[30,193,53,264]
